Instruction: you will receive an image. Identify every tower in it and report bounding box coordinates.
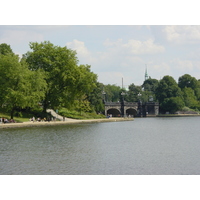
[145,66,148,81]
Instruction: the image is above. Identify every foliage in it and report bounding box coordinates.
[0,53,47,119]
[103,84,121,102]
[126,83,142,102]
[87,81,104,113]
[58,107,105,119]
[178,74,198,90]
[161,97,185,113]
[155,76,182,107]
[178,74,200,102]
[181,87,199,109]
[155,76,184,113]
[142,78,159,101]
[142,78,159,92]
[24,41,97,111]
[0,43,14,55]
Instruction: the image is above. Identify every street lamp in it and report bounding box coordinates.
[102,91,106,103]
[121,92,125,117]
[137,92,142,117]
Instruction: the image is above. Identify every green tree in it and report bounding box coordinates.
[0,43,14,55]
[126,83,142,102]
[161,97,185,113]
[0,54,47,119]
[87,81,104,113]
[103,84,121,102]
[178,74,198,90]
[24,41,80,111]
[178,74,200,101]
[181,87,199,109]
[156,76,184,113]
[142,78,159,101]
[73,64,97,100]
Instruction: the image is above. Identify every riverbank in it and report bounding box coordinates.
[157,114,200,117]
[0,117,134,129]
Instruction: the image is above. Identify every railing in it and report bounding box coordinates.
[105,102,138,106]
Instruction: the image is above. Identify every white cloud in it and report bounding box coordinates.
[66,39,96,64]
[122,39,165,55]
[67,40,90,56]
[162,25,200,44]
[104,38,165,55]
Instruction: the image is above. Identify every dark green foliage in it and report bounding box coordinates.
[126,83,142,102]
[103,84,121,102]
[161,97,185,113]
[87,82,104,113]
[155,76,184,113]
[0,43,14,55]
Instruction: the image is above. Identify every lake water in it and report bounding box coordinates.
[1,117,200,175]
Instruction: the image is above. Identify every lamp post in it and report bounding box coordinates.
[138,92,142,117]
[102,91,106,103]
[121,92,125,117]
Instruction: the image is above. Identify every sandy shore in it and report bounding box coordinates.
[0,117,134,129]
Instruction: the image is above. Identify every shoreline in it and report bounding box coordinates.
[0,117,134,129]
[157,114,200,117]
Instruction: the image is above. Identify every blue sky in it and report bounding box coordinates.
[1,25,200,88]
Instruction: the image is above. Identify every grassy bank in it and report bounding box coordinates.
[0,107,106,123]
[58,108,105,119]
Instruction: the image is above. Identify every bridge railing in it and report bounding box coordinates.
[105,102,121,106]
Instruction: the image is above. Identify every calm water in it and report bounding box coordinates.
[1,117,200,175]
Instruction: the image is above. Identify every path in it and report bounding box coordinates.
[46,109,77,121]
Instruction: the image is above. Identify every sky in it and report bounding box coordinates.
[2,25,200,88]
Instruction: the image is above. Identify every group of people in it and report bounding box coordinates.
[0,117,15,124]
[29,116,55,122]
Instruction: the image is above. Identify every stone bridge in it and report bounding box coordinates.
[104,101,159,117]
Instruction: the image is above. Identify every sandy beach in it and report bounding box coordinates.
[0,117,134,129]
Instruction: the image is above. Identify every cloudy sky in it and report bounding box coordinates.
[1,25,200,88]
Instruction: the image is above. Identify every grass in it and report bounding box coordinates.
[59,108,105,119]
[0,112,30,122]
[0,107,105,123]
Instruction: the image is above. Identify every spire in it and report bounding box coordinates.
[145,65,148,81]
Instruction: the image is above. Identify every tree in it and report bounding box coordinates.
[24,41,82,111]
[0,53,47,119]
[156,76,184,113]
[178,74,198,90]
[161,97,185,113]
[181,87,199,109]
[126,83,142,102]
[142,78,159,101]
[0,43,14,55]
[178,74,200,101]
[103,84,121,102]
[87,81,104,113]
[142,78,159,93]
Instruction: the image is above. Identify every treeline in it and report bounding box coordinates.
[0,42,104,119]
[1,41,200,119]
[102,74,200,114]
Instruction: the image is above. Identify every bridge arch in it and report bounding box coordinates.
[125,108,137,117]
[107,108,121,117]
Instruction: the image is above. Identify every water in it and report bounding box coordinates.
[1,117,200,175]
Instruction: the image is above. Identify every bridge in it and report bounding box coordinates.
[104,101,159,117]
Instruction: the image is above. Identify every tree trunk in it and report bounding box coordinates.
[10,107,15,119]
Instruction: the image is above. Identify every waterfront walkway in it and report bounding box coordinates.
[0,117,134,129]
